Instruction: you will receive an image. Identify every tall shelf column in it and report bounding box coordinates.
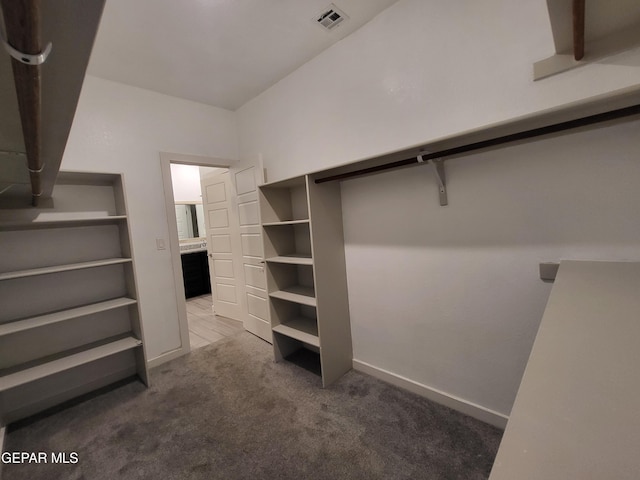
[259,174,352,387]
[0,171,149,426]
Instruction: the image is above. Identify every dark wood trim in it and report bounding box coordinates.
[1,0,43,205]
[315,103,640,184]
[573,0,585,61]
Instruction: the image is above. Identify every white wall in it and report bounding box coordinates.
[343,119,640,416]
[61,76,238,361]
[170,164,226,202]
[170,164,203,203]
[236,0,640,418]
[238,0,640,181]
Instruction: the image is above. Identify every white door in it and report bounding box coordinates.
[232,165,272,343]
[201,170,244,322]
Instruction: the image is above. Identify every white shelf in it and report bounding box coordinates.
[0,336,142,392]
[273,318,319,347]
[266,255,313,266]
[490,261,640,477]
[270,286,316,307]
[263,219,310,227]
[0,215,127,231]
[0,257,132,281]
[0,297,137,337]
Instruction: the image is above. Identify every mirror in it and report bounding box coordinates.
[175,203,206,240]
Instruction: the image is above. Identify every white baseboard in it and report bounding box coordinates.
[352,359,509,429]
[147,345,189,369]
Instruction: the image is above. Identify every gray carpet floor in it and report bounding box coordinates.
[4,332,502,479]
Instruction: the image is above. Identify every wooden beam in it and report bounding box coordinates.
[573,0,586,60]
[1,0,43,205]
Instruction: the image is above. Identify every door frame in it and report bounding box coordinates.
[159,152,236,364]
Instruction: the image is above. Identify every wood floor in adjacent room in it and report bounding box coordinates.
[186,294,244,349]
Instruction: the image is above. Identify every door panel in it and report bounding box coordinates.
[247,293,268,320]
[241,233,263,257]
[209,209,229,228]
[244,263,266,290]
[210,235,232,253]
[238,200,259,226]
[235,168,256,195]
[201,171,243,322]
[216,284,237,303]
[205,182,226,202]
[213,259,235,278]
[232,165,271,342]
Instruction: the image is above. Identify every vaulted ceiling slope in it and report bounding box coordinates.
[87,0,400,110]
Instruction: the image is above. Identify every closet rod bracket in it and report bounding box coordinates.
[418,155,448,206]
[0,37,53,65]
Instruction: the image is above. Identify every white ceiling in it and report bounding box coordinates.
[87,0,399,111]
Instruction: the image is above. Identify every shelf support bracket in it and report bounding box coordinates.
[418,155,448,206]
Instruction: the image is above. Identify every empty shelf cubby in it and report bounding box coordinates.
[270,297,318,347]
[259,178,309,224]
[267,262,315,306]
[263,222,312,261]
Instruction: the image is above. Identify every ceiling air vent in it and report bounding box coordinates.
[315,4,348,31]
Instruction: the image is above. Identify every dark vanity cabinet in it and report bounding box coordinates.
[180,251,211,298]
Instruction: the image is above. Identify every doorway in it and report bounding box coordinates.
[160,152,271,358]
[171,163,245,350]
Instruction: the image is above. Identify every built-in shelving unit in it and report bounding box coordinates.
[0,171,149,426]
[259,175,352,387]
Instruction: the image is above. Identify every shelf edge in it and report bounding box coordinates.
[262,219,310,227]
[0,336,142,392]
[269,289,317,307]
[0,297,137,337]
[0,258,133,281]
[265,256,313,266]
[272,324,320,347]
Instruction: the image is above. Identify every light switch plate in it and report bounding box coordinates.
[156,238,166,250]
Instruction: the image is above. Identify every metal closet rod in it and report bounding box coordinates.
[315,103,640,184]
